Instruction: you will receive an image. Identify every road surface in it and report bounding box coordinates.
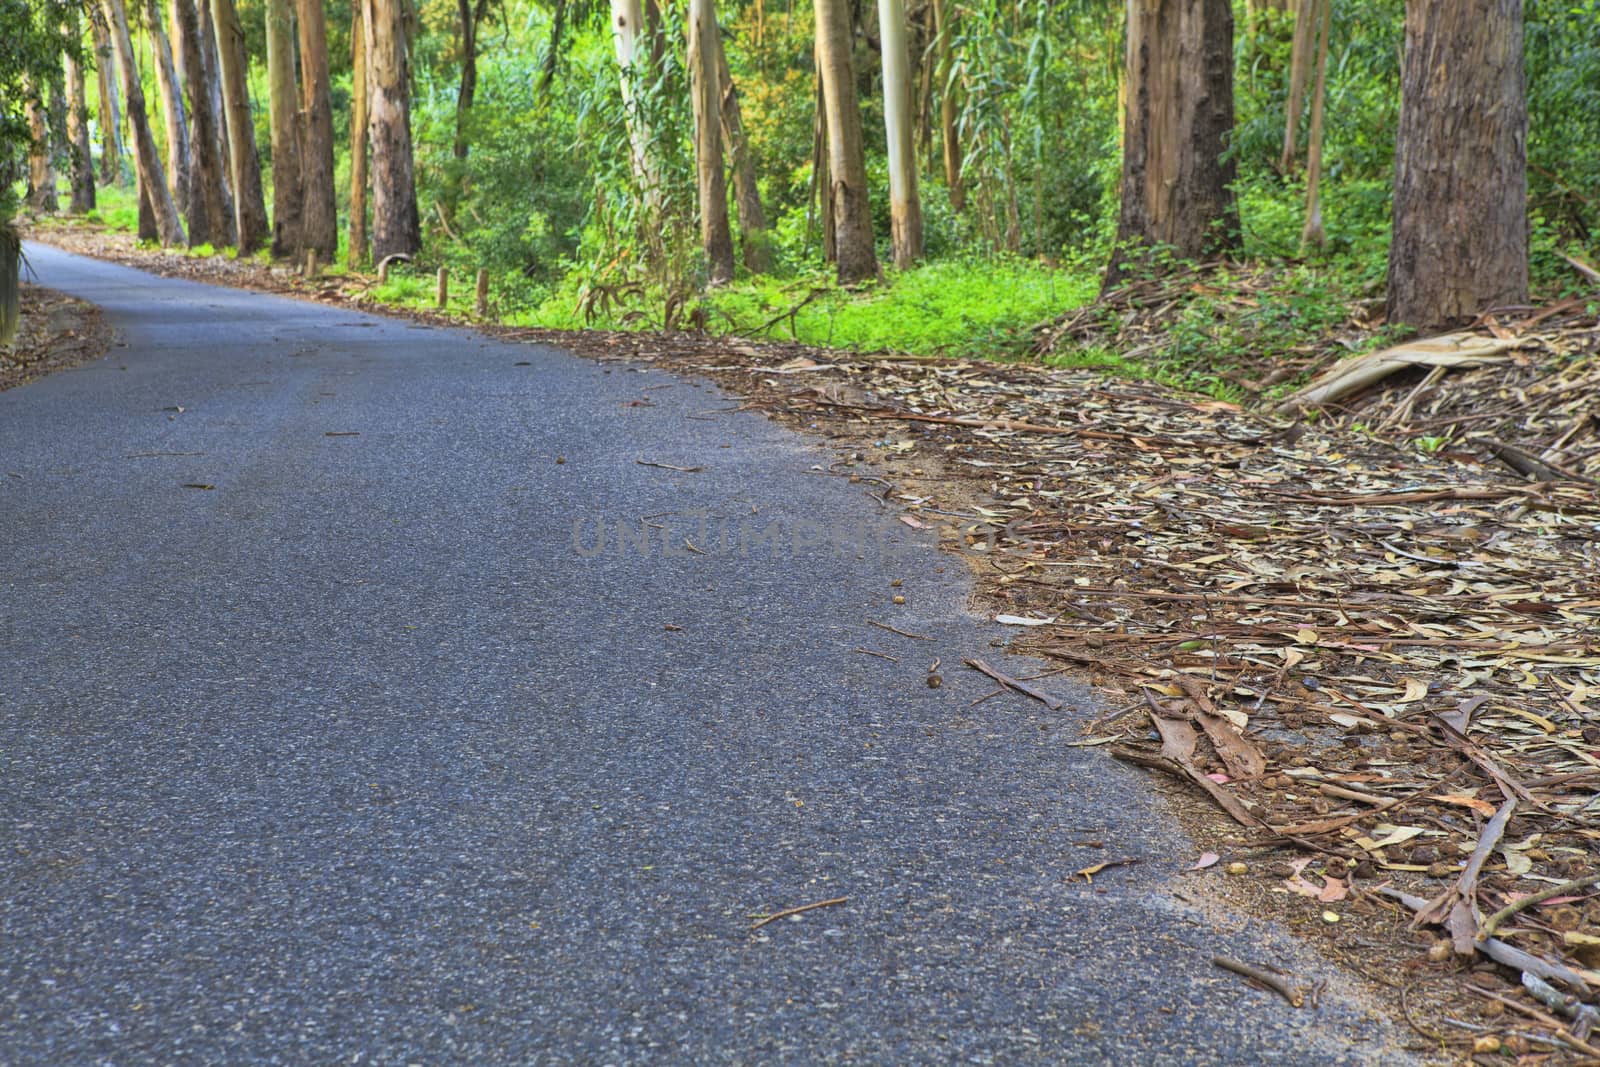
[0,244,1407,1064]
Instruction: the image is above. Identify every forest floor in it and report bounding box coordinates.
[24,220,1600,1064]
[0,283,112,394]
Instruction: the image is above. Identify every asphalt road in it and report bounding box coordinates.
[1,244,1409,1065]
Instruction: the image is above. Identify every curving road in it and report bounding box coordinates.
[0,244,1408,1065]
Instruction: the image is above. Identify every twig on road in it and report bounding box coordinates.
[751,896,849,930]
[867,618,931,641]
[1211,956,1305,1008]
[963,658,1063,710]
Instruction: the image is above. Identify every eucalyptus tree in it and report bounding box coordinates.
[211,0,268,249]
[144,0,192,215]
[687,0,734,284]
[365,0,421,259]
[814,0,877,282]
[1108,0,1239,284]
[296,0,339,261]
[878,0,922,268]
[173,0,232,244]
[1387,0,1528,329]
[102,0,186,244]
[265,0,302,256]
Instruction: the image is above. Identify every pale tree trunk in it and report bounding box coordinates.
[688,0,735,284]
[174,0,232,245]
[1279,0,1314,172]
[878,0,922,268]
[349,0,370,268]
[64,45,99,213]
[212,0,269,250]
[103,0,186,244]
[266,0,303,256]
[814,0,878,283]
[1387,0,1527,330]
[296,0,338,260]
[365,0,422,260]
[24,80,60,214]
[145,0,193,215]
[1107,0,1239,286]
[931,0,961,211]
[609,0,661,212]
[1298,0,1330,252]
[90,9,125,185]
[712,32,769,272]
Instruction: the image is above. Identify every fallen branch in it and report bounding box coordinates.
[963,658,1063,710]
[1415,798,1515,954]
[751,895,848,930]
[1479,872,1600,943]
[1211,956,1304,1008]
[1383,887,1595,994]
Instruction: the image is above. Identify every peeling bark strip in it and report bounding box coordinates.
[1108,0,1240,285]
[1386,0,1528,331]
[814,0,878,284]
[365,0,422,260]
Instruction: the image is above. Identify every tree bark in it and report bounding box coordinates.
[137,170,160,241]
[812,60,835,263]
[212,0,268,250]
[89,8,125,185]
[1107,0,1239,285]
[296,0,338,260]
[349,0,370,268]
[173,0,232,245]
[64,35,99,213]
[1279,0,1315,173]
[609,0,660,212]
[266,0,303,256]
[145,0,193,215]
[688,0,735,285]
[103,0,186,244]
[1298,0,1330,252]
[931,0,961,211]
[453,0,486,160]
[1386,0,1528,330]
[24,80,59,214]
[365,0,422,260]
[712,31,769,272]
[878,0,922,268]
[814,0,878,283]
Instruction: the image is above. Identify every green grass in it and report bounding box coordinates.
[506,255,1099,361]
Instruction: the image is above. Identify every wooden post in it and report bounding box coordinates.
[436,266,449,309]
[304,248,318,277]
[378,257,389,283]
[475,268,488,317]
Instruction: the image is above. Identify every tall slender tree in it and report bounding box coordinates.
[687,0,734,284]
[296,0,338,261]
[173,0,231,244]
[265,0,302,256]
[814,0,877,283]
[1107,0,1239,285]
[1387,0,1528,329]
[89,7,124,185]
[878,0,922,268]
[212,0,268,250]
[931,0,961,211]
[365,0,421,259]
[609,0,660,214]
[1298,0,1331,252]
[22,76,59,214]
[144,0,192,215]
[102,0,186,243]
[454,0,489,160]
[712,31,769,272]
[348,0,370,267]
[63,30,98,213]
